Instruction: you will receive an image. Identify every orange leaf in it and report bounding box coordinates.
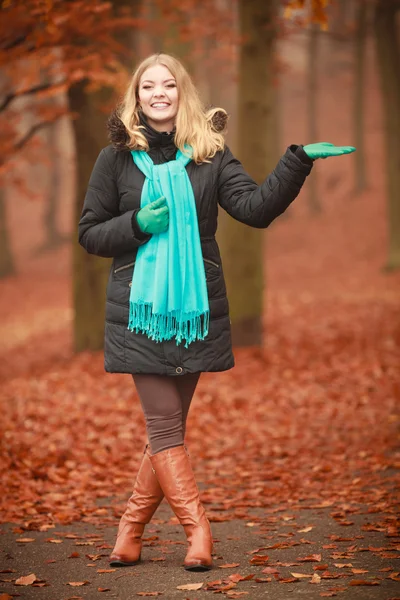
[176,583,203,590]
[97,569,116,573]
[67,581,89,586]
[228,574,255,583]
[219,563,241,568]
[15,574,37,586]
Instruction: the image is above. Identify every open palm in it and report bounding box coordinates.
[303,142,356,160]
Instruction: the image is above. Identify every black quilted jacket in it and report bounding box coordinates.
[78,111,314,375]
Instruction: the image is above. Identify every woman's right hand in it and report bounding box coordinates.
[136,196,169,234]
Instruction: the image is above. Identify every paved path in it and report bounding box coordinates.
[1,481,400,600]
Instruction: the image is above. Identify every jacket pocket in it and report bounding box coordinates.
[113,260,136,282]
[203,257,220,282]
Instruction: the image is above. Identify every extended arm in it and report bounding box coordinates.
[78,148,151,258]
[217,145,314,228]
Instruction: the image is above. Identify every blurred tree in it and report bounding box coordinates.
[70,0,141,352]
[353,0,367,194]
[41,117,66,250]
[68,82,113,352]
[307,23,321,214]
[0,0,138,175]
[218,0,279,346]
[0,67,15,279]
[374,0,400,270]
[0,188,15,278]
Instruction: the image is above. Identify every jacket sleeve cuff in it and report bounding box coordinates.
[290,144,314,166]
[131,208,152,243]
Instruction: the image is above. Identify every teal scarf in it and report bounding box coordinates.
[128,147,210,348]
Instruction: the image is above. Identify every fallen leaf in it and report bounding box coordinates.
[219,563,241,568]
[75,541,95,546]
[228,574,255,583]
[98,588,111,592]
[15,573,37,585]
[0,594,13,600]
[351,568,368,574]
[349,580,380,586]
[0,570,16,574]
[67,581,89,586]
[97,569,116,573]
[176,583,203,590]
[69,552,80,558]
[136,593,163,597]
[250,555,269,564]
[262,567,279,574]
[16,538,35,543]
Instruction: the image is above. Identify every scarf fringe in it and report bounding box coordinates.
[128,301,210,349]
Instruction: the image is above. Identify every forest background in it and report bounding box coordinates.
[0,1,399,598]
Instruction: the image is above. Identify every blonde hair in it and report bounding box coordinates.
[117,53,227,164]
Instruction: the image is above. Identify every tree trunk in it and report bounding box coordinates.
[218,0,278,346]
[39,117,69,250]
[68,81,113,352]
[374,0,400,270]
[0,188,15,278]
[354,0,367,194]
[307,23,321,214]
[70,0,142,352]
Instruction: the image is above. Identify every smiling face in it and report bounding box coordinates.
[137,64,179,133]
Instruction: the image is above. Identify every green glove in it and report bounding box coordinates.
[136,196,169,235]
[303,142,356,160]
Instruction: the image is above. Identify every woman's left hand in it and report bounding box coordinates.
[303,142,356,160]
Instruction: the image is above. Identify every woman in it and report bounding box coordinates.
[78,53,354,572]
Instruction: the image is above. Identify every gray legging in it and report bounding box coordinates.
[132,373,201,455]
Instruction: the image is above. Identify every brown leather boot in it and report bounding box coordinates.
[109,444,164,566]
[149,444,213,571]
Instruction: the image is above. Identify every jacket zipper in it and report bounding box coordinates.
[203,258,220,269]
[114,261,135,274]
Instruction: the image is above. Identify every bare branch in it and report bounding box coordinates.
[0,114,65,167]
[0,82,58,112]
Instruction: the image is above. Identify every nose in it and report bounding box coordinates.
[153,86,166,98]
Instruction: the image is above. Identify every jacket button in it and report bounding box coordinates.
[176,366,183,374]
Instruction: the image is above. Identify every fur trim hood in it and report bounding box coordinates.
[106,107,228,152]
